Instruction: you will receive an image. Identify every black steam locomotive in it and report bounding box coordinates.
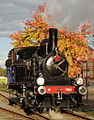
[6,28,87,112]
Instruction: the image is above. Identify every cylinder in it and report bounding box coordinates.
[49,28,58,51]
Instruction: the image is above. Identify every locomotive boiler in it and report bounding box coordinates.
[6,28,87,112]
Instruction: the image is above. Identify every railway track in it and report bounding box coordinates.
[0,89,20,105]
[0,106,34,120]
[0,90,50,120]
[0,89,17,96]
[63,108,94,120]
[0,90,94,120]
[0,106,50,120]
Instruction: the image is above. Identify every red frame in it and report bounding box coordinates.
[45,86,76,93]
[35,86,77,94]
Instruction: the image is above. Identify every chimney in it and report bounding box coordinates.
[49,28,58,51]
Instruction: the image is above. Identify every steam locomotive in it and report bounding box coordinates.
[6,28,87,112]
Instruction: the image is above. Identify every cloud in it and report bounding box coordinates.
[41,0,94,31]
[0,0,48,37]
[0,59,5,68]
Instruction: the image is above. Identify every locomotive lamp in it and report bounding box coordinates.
[76,77,83,85]
[38,86,46,95]
[36,77,45,85]
[78,86,87,95]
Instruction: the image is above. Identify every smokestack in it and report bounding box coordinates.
[49,28,58,51]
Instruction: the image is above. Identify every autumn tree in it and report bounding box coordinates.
[9,5,90,77]
[9,5,49,47]
[58,25,91,77]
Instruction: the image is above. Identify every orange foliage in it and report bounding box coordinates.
[9,4,91,77]
[58,29,90,77]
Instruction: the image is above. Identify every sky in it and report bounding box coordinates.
[0,37,12,68]
[41,0,94,30]
[0,0,94,68]
[0,0,48,68]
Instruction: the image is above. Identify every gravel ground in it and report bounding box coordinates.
[0,93,27,120]
[0,110,23,120]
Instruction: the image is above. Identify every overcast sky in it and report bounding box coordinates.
[0,0,48,68]
[0,0,94,68]
[0,0,48,37]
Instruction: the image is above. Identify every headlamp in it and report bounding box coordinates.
[38,86,46,95]
[76,77,83,85]
[37,77,45,85]
[79,86,87,95]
